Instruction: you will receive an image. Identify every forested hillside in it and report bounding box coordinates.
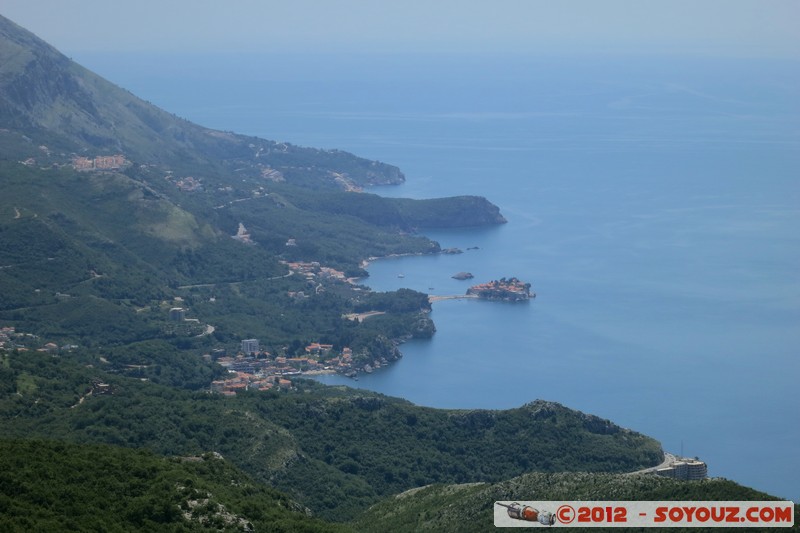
[0,439,346,532]
[354,472,799,532]
[0,11,505,370]
[0,350,664,521]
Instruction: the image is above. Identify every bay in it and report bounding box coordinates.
[82,52,800,501]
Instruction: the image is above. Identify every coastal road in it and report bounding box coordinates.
[626,452,678,476]
[343,311,386,322]
[178,270,294,289]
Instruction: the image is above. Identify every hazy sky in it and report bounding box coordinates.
[3,0,799,58]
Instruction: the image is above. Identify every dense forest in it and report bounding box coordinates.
[0,439,346,532]
[1,351,665,521]
[4,438,794,532]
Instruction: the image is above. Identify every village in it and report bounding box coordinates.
[72,154,128,171]
[1,249,392,400]
[187,259,386,396]
[1,322,379,397]
[209,341,364,396]
[2,243,534,400]
[0,326,78,354]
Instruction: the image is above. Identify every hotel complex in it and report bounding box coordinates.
[656,459,708,480]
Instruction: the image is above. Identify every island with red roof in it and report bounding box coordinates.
[466,277,534,302]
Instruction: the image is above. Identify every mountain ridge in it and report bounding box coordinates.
[0,13,406,189]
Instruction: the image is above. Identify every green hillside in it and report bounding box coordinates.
[0,13,506,364]
[1,351,663,521]
[0,439,345,532]
[2,438,794,533]
[354,472,799,532]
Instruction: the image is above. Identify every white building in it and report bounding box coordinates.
[686,460,708,480]
[655,459,707,480]
[241,339,260,355]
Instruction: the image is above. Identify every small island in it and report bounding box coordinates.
[466,277,534,301]
[441,247,464,255]
[452,271,474,280]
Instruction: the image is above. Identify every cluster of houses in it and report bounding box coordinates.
[160,170,203,192]
[203,261,381,395]
[283,261,349,283]
[173,176,203,192]
[210,371,290,396]
[72,154,128,171]
[0,326,18,351]
[207,340,362,395]
[0,326,77,353]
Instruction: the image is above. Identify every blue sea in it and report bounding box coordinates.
[84,52,799,501]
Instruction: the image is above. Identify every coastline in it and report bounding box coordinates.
[359,251,430,270]
[301,369,338,376]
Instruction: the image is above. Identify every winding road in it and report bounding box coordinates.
[626,452,678,476]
